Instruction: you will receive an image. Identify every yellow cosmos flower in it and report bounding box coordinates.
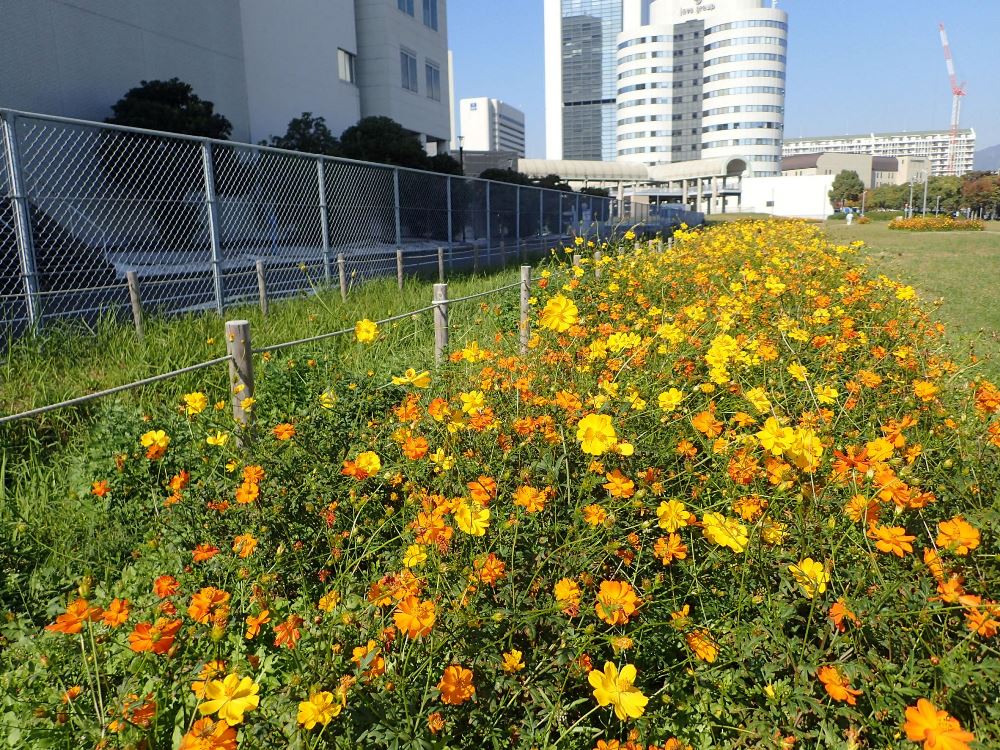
[206,431,229,447]
[501,649,525,673]
[787,362,809,382]
[656,500,691,532]
[743,386,771,413]
[539,294,579,332]
[701,512,748,554]
[354,319,379,344]
[657,388,684,413]
[814,384,839,404]
[788,558,830,598]
[403,544,427,568]
[297,691,342,729]
[183,391,208,416]
[460,390,486,415]
[319,391,337,409]
[392,369,431,388]
[198,674,260,725]
[140,430,169,449]
[576,413,618,456]
[588,662,649,721]
[455,500,490,536]
[756,417,794,456]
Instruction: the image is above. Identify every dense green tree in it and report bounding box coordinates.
[478,168,534,185]
[533,174,575,193]
[580,186,611,198]
[828,170,864,207]
[427,153,463,175]
[338,116,429,170]
[105,78,232,138]
[266,112,340,155]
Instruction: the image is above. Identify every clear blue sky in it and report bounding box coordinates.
[449,0,999,158]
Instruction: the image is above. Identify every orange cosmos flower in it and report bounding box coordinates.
[685,629,719,663]
[427,711,445,734]
[245,609,270,640]
[828,599,860,632]
[473,552,506,585]
[554,578,582,615]
[232,533,258,558]
[242,465,265,483]
[91,480,110,497]
[192,543,221,563]
[274,614,304,649]
[45,599,102,635]
[153,575,180,598]
[653,534,688,565]
[437,665,475,705]
[903,699,975,750]
[603,469,635,498]
[102,598,130,628]
[128,618,181,654]
[272,422,295,440]
[393,596,436,639]
[935,516,980,556]
[595,580,640,626]
[467,475,498,504]
[61,685,83,703]
[583,504,608,526]
[402,435,429,460]
[912,380,939,402]
[868,525,915,557]
[178,717,237,750]
[816,665,861,705]
[235,480,260,505]
[513,485,547,513]
[691,410,724,438]
[188,587,231,625]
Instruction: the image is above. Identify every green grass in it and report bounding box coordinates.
[824,219,1000,380]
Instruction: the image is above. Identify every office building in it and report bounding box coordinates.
[783,129,976,177]
[614,0,788,174]
[459,98,526,156]
[781,153,930,188]
[0,0,451,149]
[544,0,623,161]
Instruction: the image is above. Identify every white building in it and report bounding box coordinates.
[615,0,787,175]
[459,98,526,156]
[783,129,976,177]
[0,0,450,149]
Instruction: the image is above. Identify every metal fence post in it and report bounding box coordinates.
[396,247,404,291]
[515,185,521,246]
[539,189,544,240]
[485,180,492,267]
[393,166,402,248]
[126,270,143,339]
[446,175,453,271]
[201,141,225,313]
[432,283,448,365]
[1,112,41,329]
[558,193,564,238]
[256,260,268,316]
[519,265,531,355]
[576,194,582,237]
[317,159,332,285]
[337,253,347,301]
[226,319,254,426]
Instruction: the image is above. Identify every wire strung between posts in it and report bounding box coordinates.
[253,304,437,354]
[0,355,233,426]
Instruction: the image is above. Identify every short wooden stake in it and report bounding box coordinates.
[225,320,254,426]
[572,253,581,268]
[337,253,347,301]
[519,265,531,355]
[594,250,603,280]
[126,270,143,340]
[437,246,445,283]
[255,260,268,316]
[396,247,404,290]
[432,283,448,365]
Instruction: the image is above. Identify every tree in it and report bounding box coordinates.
[266,112,340,155]
[478,168,533,186]
[533,174,575,193]
[580,186,611,198]
[427,153,463,176]
[338,116,430,170]
[105,78,232,138]
[828,170,864,207]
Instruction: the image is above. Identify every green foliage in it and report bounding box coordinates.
[339,116,431,170]
[266,112,340,156]
[828,170,864,206]
[105,78,232,139]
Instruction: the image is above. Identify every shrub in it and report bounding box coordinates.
[5,221,998,750]
[889,216,984,231]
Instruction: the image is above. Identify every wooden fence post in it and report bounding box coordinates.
[594,250,603,280]
[572,253,581,268]
[255,260,268,316]
[437,246,445,283]
[396,247,404,290]
[519,265,531,355]
[126,270,143,340]
[337,253,347,302]
[432,283,448,365]
[225,320,254,426]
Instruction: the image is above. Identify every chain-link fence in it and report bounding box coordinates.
[0,108,664,339]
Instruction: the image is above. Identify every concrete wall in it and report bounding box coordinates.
[0,0,252,140]
[740,174,834,219]
[240,0,361,143]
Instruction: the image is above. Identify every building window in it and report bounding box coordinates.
[398,0,414,16]
[337,49,356,84]
[422,0,438,30]
[400,49,418,92]
[425,61,441,101]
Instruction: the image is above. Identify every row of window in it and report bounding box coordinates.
[616,123,781,141]
[702,121,782,132]
[400,49,441,101]
[704,35,787,51]
[704,69,785,83]
[703,104,784,116]
[703,137,783,148]
[619,144,701,155]
[618,81,699,94]
[703,53,785,67]
[705,19,788,34]
[703,86,785,98]
[618,31,703,50]
[618,129,702,141]
[397,0,438,31]
[618,113,698,125]
[618,95,699,108]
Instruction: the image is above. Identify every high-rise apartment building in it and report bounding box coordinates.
[0,0,451,150]
[615,0,787,174]
[545,0,787,173]
[782,129,976,177]
[459,98,526,156]
[544,0,623,161]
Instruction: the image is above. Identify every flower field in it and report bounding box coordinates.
[888,216,984,231]
[4,219,998,749]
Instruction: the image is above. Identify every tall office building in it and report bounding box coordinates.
[615,0,787,174]
[544,0,623,161]
[0,0,451,149]
[783,129,976,177]
[459,98,526,156]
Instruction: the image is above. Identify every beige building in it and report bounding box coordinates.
[780,152,930,188]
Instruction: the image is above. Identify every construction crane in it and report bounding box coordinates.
[938,23,966,176]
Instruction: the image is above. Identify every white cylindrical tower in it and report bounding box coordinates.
[616,0,788,175]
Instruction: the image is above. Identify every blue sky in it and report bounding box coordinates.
[449,0,1000,158]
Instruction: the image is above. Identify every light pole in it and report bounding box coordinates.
[908,180,915,218]
[861,189,866,216]
[921,171,929,217]
[935,195,941,215]
[457,135,464,174]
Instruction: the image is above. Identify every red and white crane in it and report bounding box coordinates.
[938,23,966,176]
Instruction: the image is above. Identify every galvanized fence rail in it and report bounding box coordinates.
[0,108,663,339]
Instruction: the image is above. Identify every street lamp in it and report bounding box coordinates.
[457,135,464,174]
